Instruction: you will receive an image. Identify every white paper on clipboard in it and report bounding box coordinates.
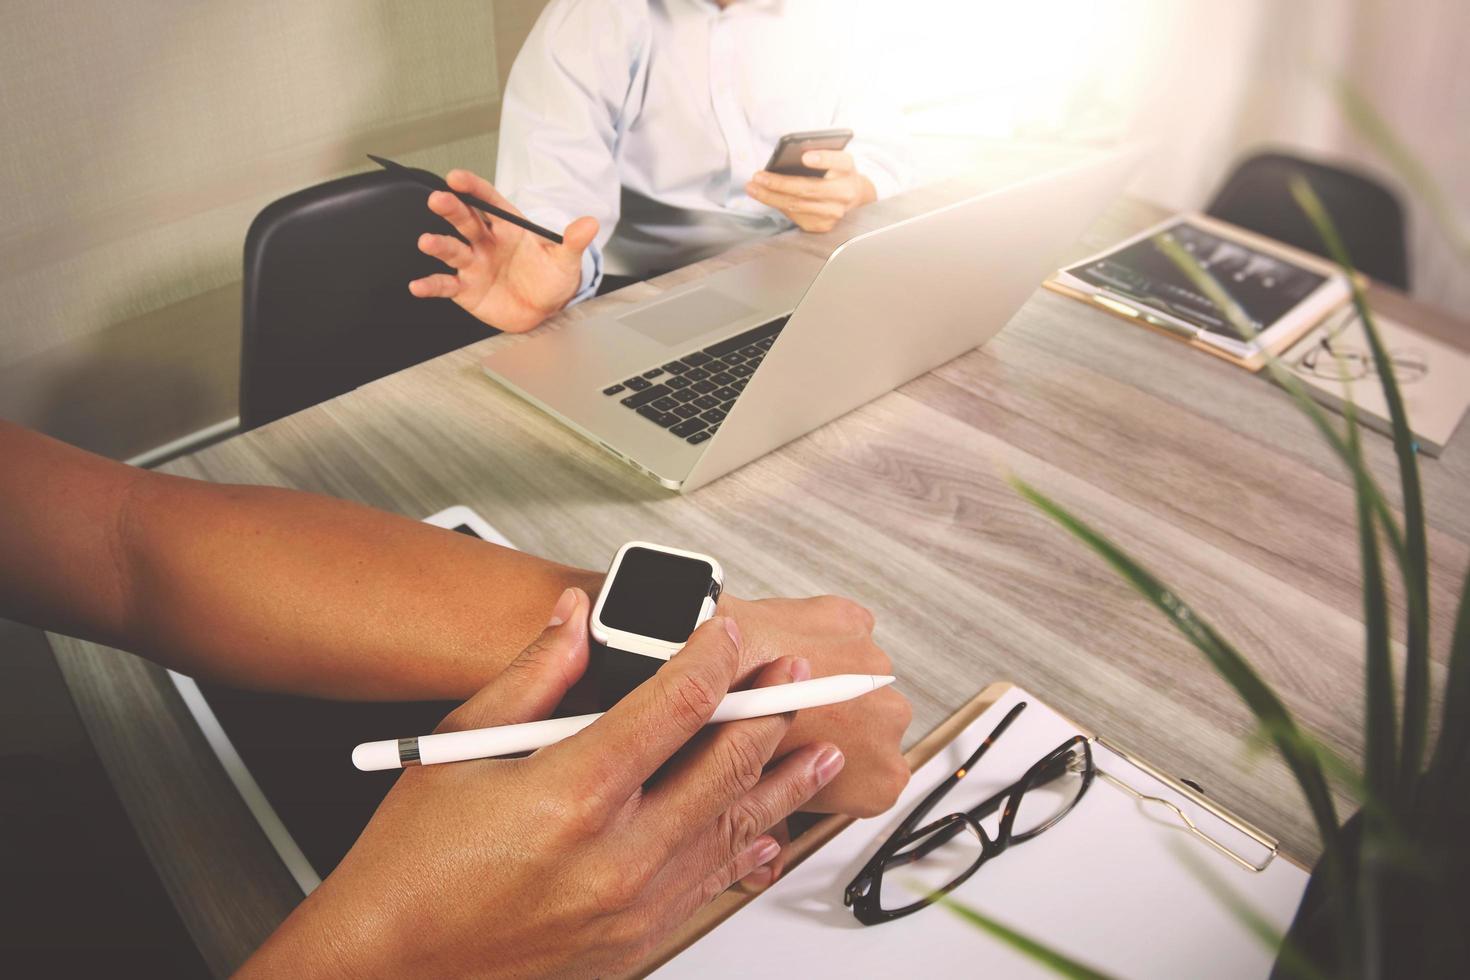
[657,686,1309,979]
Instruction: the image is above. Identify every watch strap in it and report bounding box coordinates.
[589,640,664,709]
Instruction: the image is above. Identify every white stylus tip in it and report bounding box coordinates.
[872,675,897,690]
[352,741,399,772]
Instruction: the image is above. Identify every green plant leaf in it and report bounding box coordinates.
[1329,356,1395,805]
[1156,212,1426,801]
[1359,808,1391,980]
[1289,177,1430,794]
[1149,234,1408,570]
[1174,844,1329,980]
[1424,560,1470,812]
[1250,718,1369,807]
[1350,410,1393,977]
[1346,387,1399,804]
[1334,77,1470,267]
[1011,478,1342,848]
[936,895,1118,980]
[1013,476,1361,969]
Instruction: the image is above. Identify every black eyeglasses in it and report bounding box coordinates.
[1293,311,1428,384]
[843,700,1094,925]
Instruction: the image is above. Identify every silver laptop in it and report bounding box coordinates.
[482,146,1141,492]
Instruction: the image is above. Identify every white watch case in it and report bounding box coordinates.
[590,541,724,660]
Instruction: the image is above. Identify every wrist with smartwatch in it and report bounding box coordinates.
[588,541,725,708]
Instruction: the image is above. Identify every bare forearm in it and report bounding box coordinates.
[1,422,599,699]
[118,474,601,698]
[0,422,142,641]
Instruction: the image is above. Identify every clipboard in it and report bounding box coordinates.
[1044,213,1353,373]
[636,684,1015,976]
[639,682,1309,978]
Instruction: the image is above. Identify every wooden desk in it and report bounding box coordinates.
[48,174,1470,976]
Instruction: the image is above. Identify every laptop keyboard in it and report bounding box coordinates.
[599,316,789,445]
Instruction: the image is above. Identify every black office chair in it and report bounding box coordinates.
[1206,149,1410,291]
[240,168,495,430]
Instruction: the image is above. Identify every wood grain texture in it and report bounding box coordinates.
[49,165,1470,974]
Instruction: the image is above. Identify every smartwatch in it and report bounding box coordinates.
[588,541,724,707]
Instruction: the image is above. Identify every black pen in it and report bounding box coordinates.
[368,154,564,245]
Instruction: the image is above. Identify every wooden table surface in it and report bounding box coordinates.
[49,164,1470,976]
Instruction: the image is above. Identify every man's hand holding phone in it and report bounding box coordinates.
[747,149,878,234]
[409,169,599,333]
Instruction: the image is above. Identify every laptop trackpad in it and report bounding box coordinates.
[617,288,755,346]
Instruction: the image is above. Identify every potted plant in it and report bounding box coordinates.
[944,175,1469,978]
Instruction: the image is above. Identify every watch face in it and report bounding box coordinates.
[600,547,716,644]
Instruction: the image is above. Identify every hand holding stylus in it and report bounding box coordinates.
[352,673,896,770]
[241,589,844,978]
[409,167,600,333]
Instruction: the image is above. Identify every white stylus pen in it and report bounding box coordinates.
[351,673,896,772]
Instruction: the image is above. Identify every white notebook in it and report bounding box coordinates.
[1284,304,1470,457]
[658,686,1309,978]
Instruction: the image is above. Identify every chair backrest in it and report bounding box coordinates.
[240,169,493,430]
[1206,149,1410,291]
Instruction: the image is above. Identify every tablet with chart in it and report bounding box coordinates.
[1053,213,1350,366]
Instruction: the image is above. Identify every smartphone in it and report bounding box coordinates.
[764,128,854,178]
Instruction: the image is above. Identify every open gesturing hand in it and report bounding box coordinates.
[409,169,599,333]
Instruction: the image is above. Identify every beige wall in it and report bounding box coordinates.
[3,1,1461,462]
[1226,0,1470,315]
[0,0,547,460]
[896,1,1467,315]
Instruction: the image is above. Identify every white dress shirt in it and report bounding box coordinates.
[494,0,911,303]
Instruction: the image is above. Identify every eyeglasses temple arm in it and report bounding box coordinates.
[864,702,1032,869]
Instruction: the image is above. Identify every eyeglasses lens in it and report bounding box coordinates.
[878,819,985,914]
[1005,743,1089,840]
